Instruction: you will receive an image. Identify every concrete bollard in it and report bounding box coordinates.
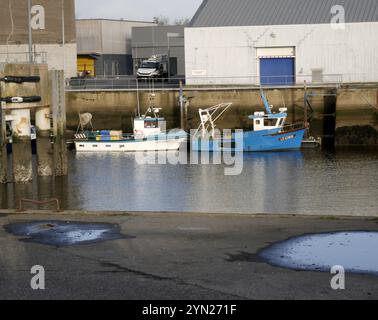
[11,109,33,183]
[36,107,53,176]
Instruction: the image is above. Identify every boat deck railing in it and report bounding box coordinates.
[282,122,307,132]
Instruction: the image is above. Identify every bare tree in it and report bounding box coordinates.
[174,18,191,26]
[153,15,170,26]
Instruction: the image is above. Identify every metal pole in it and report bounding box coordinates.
[27,0,33,63]
[135,45,138,76]
[179,80,184,130]
[136,78,141,117]
[62,0,66,76]
[0,81,8,183]
[304,81,308,139]
[167,36,170,81]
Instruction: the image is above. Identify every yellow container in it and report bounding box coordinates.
[77,56,96,77]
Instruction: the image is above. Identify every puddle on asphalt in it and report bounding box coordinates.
[258,231,378,276]
[4,221,130,246]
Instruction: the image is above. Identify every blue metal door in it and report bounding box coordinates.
[260,58,295,85]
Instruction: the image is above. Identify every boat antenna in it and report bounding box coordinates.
[280,91,286,109]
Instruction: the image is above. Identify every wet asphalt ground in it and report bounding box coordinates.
[0,211,378,300]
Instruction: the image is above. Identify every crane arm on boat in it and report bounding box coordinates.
[260,88,273,115]
[193,102,233,138]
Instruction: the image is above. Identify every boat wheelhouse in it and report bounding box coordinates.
[133,113,167,139]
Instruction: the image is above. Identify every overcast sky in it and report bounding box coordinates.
[75,0,203,22]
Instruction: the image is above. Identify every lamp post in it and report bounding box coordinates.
[167,33,181,81]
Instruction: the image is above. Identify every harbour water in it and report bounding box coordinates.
[0,147,377,215]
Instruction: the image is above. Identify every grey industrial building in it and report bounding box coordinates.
[132,25,185,76]
[186,0,378,85]
[76,19,156,77]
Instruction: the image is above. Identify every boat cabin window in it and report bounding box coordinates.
[264,119,278,127]
[279,118,285,126]
[144,120,159,128]
[256,120,261,125]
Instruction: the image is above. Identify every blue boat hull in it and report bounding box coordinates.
[192,128,306,152]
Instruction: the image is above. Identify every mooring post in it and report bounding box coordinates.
[0,81,8,184]
[179,80,188,130]
[50,70,68,177]
[291,89,296,124]
[303,81,308,139]
[323,89,337,149]
[179,80,186,130]
[11,109,33,183]
[36,106,53,176]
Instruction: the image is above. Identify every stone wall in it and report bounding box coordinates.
[66,86,378,145]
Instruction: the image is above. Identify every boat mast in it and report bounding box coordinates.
[136,78,141,117]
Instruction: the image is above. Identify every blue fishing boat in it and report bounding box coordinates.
[192,90,307,152]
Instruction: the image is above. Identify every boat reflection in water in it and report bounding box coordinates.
[1,148,377,217]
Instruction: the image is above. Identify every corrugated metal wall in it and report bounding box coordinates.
[77,19,156,55]
[185,22,378,84]
[76,19,156,76]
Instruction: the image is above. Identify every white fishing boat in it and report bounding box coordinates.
[74,107,187,153]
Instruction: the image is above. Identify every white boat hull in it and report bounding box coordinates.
[75,138,186,152]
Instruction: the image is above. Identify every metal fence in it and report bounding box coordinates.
[67,74,344,91]
[185,74,343,87]
[0,51,47,64]
[68,76,186,90]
